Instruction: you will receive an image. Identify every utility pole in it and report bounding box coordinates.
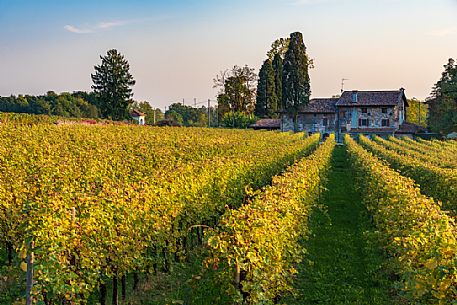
[25,241,34,305]
[208,99,211,128]
[341,78,349,94]
[194,98,197,107]
[182,98,185,106]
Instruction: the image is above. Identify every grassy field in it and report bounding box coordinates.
[283,146,401,304]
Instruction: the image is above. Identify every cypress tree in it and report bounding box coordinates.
[91,49,136,120]
[282,32,311,131]
[272,53,283,111]
[255,59,278,118]
[255,62,268,118]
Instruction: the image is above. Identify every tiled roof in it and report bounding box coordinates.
[299,98,338,113]
[336,90,405,107]
[131,109,145,117]
[250,119,281,129]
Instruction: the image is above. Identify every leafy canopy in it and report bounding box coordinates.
[428,58,457,134]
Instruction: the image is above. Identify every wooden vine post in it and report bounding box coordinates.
[25,240,34,305]
[235,260,241,290]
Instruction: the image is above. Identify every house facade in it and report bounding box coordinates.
[335,89,407,141]
[281,98,338,134]
[280,88,417,140]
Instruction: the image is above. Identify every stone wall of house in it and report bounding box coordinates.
[281,114,300,132]
[338,106,400,130]
[281,113,336,133]
[302,113,336,133]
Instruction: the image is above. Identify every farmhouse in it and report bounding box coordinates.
[131,109,146,125]
[280,88,420,140]
[335,89,407,141]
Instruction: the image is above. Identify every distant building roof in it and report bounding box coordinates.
[300,98,339,113]
[250,119,281,130]
[278,98,338,114]
[131,109,145,117]
[397,122,427,134]
[336,89,406,107]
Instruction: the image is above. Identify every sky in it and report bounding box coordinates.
[0,0,456,109]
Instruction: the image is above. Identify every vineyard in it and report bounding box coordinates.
[0,120,456,304]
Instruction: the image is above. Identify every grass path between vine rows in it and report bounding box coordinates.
[283,145,397,305]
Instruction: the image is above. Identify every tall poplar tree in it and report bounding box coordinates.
[272,53,283,111]
[282,32,311,131]
[91,49,136,120]
[255,59,278,118]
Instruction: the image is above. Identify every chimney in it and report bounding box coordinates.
[352,90,358,103]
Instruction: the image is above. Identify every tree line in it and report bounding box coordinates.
[165,102,216,127]
[0,91,99,118]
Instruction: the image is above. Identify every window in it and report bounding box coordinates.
[361,107,368,113]
[382,107,388,114]
[358,118,369,127]
[382,118,389,127]
[322,118,328,126]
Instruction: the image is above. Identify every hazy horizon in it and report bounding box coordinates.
[1,0,456,110]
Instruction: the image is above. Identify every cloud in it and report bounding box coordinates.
[426,26,457,37]
[64,20,128,34]
[97,21,127,29]
[64,25,93,34]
